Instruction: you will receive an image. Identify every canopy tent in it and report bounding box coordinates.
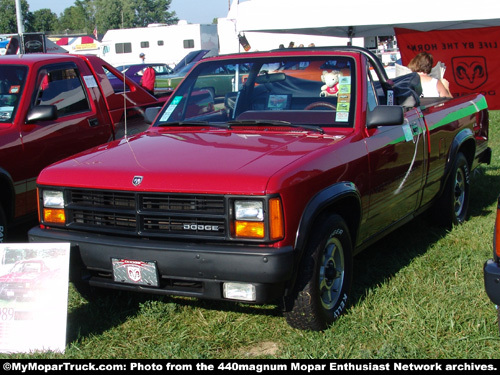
[231,0,500,38]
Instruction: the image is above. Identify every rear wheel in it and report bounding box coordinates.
[434,152,470,227]
[284,214,353,331]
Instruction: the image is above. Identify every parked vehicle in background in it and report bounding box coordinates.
[154,62,196,93]
[110,51,212,96]
[484,195,500,334]
[99,22,218,67]
[108,63,174,95]
[29,47,490,331]
[154,50,212,93]
[171,49,211,73]
[0,53,164,242]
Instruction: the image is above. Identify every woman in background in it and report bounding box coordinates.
[408,52,453,98]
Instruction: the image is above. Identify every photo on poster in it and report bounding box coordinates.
[0,243,70,354]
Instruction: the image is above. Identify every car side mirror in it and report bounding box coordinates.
[366,105,404,128]
[25,105,58,123]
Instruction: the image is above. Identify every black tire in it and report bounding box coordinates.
[0,205,7,243]
[497,306,500,336]
[434,152,470,227]
[284,214,353,331]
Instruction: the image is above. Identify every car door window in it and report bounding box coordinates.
[366,63,379,112]
[35,66,90,117]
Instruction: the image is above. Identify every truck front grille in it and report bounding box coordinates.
[65,189,227,239]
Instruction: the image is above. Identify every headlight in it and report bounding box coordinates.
[233,198,284,241]
[43,190,64,208]
[235,201,263,221]
[41,189,66,225]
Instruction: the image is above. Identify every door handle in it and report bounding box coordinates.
[88,118,99,127]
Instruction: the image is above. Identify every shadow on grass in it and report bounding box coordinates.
[65,290,282,344]
[350,166,499,307]
[65,168,499,342]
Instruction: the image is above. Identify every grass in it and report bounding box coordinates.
[2,112,500,359]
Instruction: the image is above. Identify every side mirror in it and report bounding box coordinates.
[366,105,404,128]
[26,105,57,123]
[145,106,162,124]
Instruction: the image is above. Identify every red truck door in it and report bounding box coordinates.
[19,62,113,215]
[364,108,427,238]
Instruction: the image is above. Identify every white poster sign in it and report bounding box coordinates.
[0,243,70,353]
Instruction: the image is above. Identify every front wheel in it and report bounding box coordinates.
[0,205,7,243]
[284,214,353,331]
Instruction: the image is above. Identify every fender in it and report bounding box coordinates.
[0,167,16,223]
[440,127,475,196]
[283,182,361,295]
[294,181,362,255]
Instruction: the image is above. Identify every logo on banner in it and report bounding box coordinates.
[452,56,488,90]
[127,265,142,282]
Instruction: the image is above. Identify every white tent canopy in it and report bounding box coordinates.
[232,0,500,38]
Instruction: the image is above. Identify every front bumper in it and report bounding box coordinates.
[484,259,500,305]
[28,226,294,303]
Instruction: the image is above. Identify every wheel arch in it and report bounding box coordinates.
[442,128,475,189]
[0,167,15,225]
[294,181,361,261]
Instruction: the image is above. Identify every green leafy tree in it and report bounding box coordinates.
[31,9,59,33]
[0,0,179,36]
[58,1,89,33]
[133,0,178,28]
[94,0,135,32]
[0,0,32,34]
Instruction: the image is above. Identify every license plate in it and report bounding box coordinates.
[112,258,159,287]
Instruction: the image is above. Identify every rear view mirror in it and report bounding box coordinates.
[255,72,286,84]
[26,105,57,123]
[366,105,404,128]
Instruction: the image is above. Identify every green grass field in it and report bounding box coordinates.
[2,113,500,359]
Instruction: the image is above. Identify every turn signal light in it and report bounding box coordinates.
[269,197,284,240]
[235,221,265,239]
[43,208,66,225]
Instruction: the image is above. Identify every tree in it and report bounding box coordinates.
[0,0,32,34]
[133,0,178,28]
[94,0,135,32]
[0,0,179,36]
[31,9,59,33]
[58,1,90,33]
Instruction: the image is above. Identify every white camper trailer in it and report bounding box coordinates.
[99,22,219,68]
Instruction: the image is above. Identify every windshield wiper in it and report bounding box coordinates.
[158,121,231,129]
[227,119,324,134]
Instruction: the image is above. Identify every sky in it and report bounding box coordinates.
[28,0,232,24]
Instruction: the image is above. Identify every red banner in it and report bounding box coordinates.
[395,26,500,110]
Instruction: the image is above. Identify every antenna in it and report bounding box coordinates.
[123,69,127,138]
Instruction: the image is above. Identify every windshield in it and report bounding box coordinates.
[154,55,356,128]
[0,65,28,123]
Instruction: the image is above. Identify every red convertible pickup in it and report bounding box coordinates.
[0,53,163,242]
[28,47,491,330]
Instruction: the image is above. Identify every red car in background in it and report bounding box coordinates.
[0,259,55,301]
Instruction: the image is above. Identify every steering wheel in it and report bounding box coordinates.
[304,101,337,111]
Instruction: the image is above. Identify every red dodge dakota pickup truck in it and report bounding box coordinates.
[28,47,491,330]
[0,53,163,242]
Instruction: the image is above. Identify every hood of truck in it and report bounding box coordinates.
[38,128,347,194]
